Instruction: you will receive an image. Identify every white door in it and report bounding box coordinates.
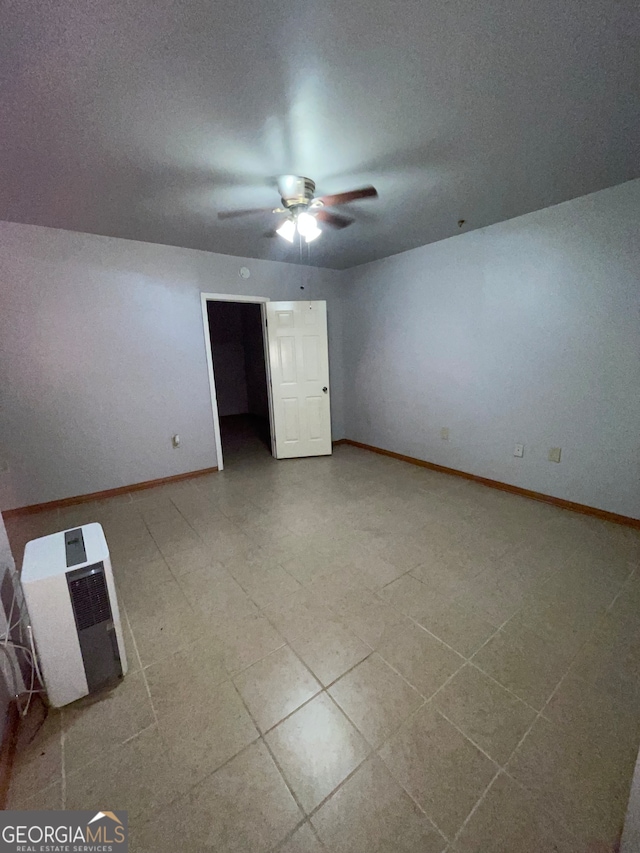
[266,300,332,459]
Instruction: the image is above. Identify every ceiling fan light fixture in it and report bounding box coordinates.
[304,224,321,243]
[295,211,317,238]
[219,176,377,242]
[276,218,296,243]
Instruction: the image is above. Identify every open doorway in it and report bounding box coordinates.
[202,295,273,470]
[203,295,332,468]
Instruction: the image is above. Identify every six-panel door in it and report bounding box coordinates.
[266,300,332,458]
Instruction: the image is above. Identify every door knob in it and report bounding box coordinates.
[322,386,328,393]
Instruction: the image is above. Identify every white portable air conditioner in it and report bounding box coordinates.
[21,522,128,708]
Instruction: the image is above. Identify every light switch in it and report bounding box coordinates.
[441,427,449,441]
[548,447,561,463]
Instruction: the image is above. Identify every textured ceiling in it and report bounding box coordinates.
[1,0,638,269]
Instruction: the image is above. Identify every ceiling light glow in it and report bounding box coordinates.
[296,211,317,238]
[276,211,322,243]
[304,224,321,242]
[276,219,296,242]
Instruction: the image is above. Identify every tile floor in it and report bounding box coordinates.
[4,434,640,852]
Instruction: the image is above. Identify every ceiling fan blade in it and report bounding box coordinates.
[217,207,275,220]
[317,186,378,207]
[316,209,354,229]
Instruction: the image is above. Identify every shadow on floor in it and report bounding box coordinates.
[220,414,272,467]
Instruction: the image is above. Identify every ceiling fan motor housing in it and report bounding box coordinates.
[278,175,316,209]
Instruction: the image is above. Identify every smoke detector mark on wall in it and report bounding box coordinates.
[239,267,251,279]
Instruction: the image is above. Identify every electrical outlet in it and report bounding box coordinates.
[513,444,524,458]
[548,447,561,463]
[171,434,180,449]
[441,427,450,441]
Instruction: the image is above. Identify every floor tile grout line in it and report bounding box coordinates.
[216,636,288,680]
[229,635,377,726]
[497,765,586,845]
[448,767,503,848]
[235,674,405,838]
[136,510,184,591]
[62,720,162,785]
[281,639,335,693]
[314,700,448,842]
[380,644,468,705]
[121,605,143,674]
[121,733,265,837]
[392,590,514,664]
[605,566,637,614]
[230,677,311,823]
[261,733,312,821]
[226,556,303,608]
[135,504,276,628]
[371,588,607,848]
[297,753,377,825]
[434,708,503,770]
[322,659,429,755]
[155,488,255,572]
[361,693,502,846]
[468,610,610,846]
[169,492,253,548]
[254,686,325,738]
[123,606,159,728]
[138,615,291,684]
[440,560,608,844]
[362,748,454,845]
[399,616,473,660]
[300,818,327,853]
[226,635,326,730]
[120,720,157,747]
[266,817,322,853]
[465,659,541,715]
[393,613,510,707]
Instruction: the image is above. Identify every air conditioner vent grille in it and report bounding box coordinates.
[68,563,112,631]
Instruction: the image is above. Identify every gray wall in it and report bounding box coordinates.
[0,222,345,510]
[2,180,638,518]
[343,179,640,519]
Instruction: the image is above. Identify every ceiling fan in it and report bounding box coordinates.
[217,175,378,243]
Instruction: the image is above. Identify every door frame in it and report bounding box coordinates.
[201,293,274,471]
